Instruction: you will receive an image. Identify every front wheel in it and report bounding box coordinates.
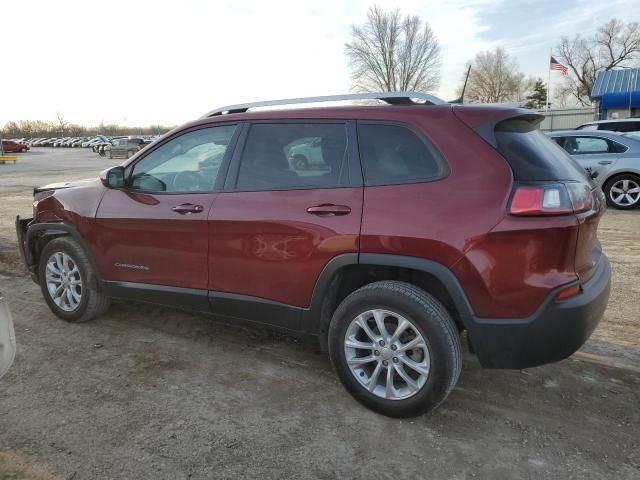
[38,237,109,323]
[20,148,27,153]
[604,174,640,210]
[328,281,461,417]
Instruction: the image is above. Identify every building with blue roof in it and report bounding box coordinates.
[591,68,639,120]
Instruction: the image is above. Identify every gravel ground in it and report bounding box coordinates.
[0,148,639,480]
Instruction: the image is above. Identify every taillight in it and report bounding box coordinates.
[565,182,593,212]
[510,182,593,216]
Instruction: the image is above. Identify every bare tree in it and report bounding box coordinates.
[461,48,529,103]
[345,5,441,92]
[56,111,70,136]
[556,19,640,106]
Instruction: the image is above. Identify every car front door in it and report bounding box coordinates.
[207,121,363,329]
[94,124,239,295]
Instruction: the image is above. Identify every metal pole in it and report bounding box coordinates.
[546,49,552,111]
[630,70,634,118]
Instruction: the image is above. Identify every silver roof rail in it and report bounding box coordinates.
[201,91,446,118]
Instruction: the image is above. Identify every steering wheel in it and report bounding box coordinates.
[172,171,203,192]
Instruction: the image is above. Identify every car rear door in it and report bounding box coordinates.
[94,124,240,298]
[560,135,620,179]
[207,121,363,330]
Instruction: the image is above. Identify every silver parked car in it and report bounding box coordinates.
[0,295,16,378]
[547,130,640,210]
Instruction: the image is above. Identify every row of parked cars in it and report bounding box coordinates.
[10,136,103,149]
[18,135,158,149]
[2,135,161,159]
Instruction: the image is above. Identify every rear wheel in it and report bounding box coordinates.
[328,281,461,417]
[604,174,640,209]
[38,237,109,323]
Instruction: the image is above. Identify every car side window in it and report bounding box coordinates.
[612,122,639,133]
[130,125,236,193]
[357,123,447,186]
[235,123,347,191]
[565,136,610,154]
[609,140,627,153]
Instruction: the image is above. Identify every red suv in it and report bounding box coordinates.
[2,140,29,153]
[16,92,611,417]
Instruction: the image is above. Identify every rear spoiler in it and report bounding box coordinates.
[452,106,544,148]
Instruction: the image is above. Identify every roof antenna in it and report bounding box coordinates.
[450,65,472,104]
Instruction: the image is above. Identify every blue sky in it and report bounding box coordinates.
[1,0,638,127]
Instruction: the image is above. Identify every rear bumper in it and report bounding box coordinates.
[468,254,611,369]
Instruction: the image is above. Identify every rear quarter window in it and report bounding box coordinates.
[357,123,447,186]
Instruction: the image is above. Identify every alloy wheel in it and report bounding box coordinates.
[46,252,82,312]
[344,309,430,400]
[609,178,640,207]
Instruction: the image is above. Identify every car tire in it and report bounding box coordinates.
[38,237,110,323]
[293,154,309,170]
[604,174,640,210]
[107,150,112,159]
[328,280,461,418]
[20,148,27,153]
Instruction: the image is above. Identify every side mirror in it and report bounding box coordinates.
[101,166,125,188]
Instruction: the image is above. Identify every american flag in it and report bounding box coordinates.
[550,56,568,75]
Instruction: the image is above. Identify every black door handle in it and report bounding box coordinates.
[306,204,351,216]
[172,203,204,214]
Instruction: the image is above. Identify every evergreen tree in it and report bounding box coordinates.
[525,79,549,109]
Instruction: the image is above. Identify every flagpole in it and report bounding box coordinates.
[546,48,551,111]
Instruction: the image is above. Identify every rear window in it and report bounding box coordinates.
[495,119,590,182]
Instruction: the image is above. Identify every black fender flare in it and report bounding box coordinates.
[306,253,477,336]
[26,222,100,284]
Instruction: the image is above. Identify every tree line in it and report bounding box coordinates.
[2,117,175,139]
[345,5,640,107]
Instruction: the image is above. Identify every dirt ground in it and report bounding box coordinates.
[0,148,638,480]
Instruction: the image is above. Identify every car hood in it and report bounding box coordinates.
[33,178,96,195]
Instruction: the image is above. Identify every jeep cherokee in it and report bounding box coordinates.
[16,92,611,417]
